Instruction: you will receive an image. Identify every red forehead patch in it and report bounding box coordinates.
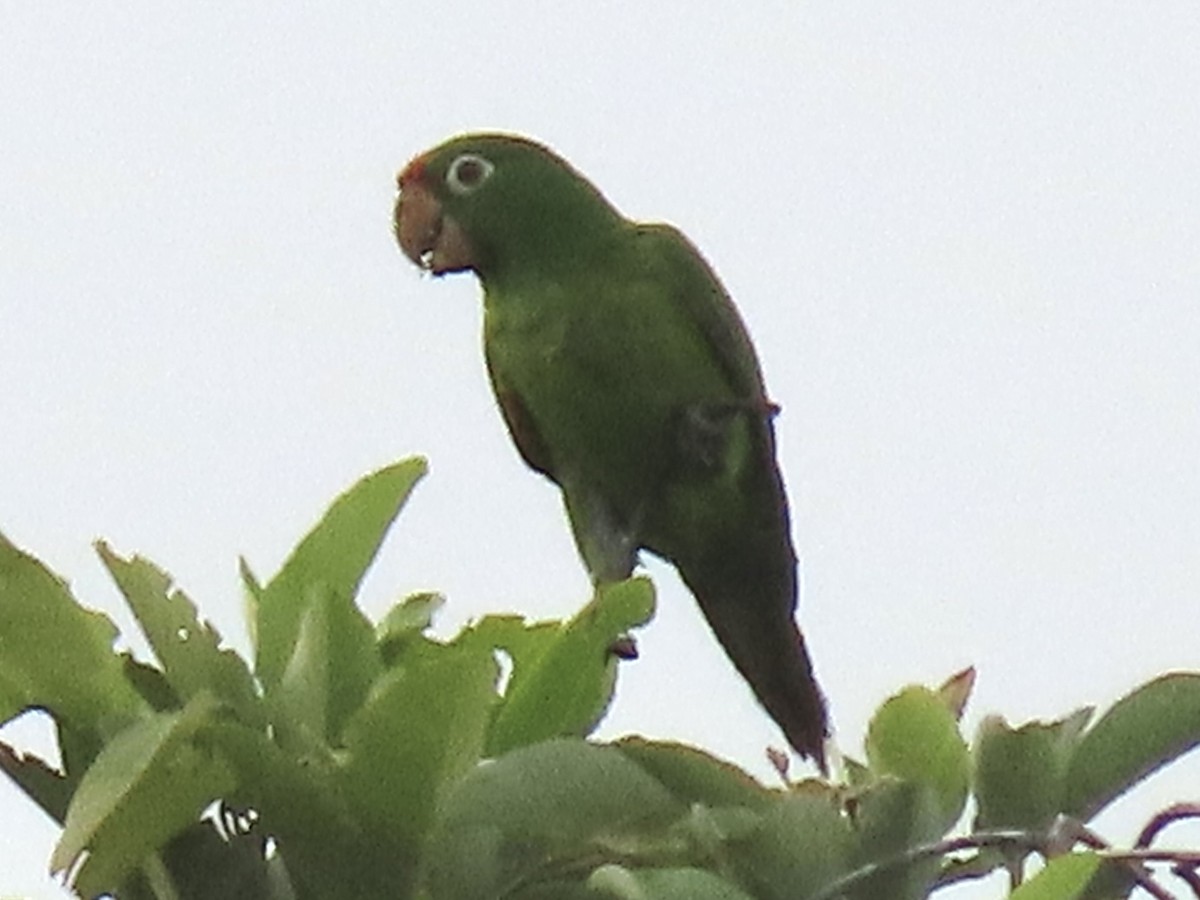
[397,154,428,188]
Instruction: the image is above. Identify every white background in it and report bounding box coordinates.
[2,4,1198,898]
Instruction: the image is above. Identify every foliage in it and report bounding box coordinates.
[1,458,1198,899]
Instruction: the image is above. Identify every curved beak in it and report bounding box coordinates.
[394,172,476,275]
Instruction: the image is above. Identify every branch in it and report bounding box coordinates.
[1136,802,1200,849]
[1053,817,1173,900]
[810,831,1041,900]
[809,822,1200,900]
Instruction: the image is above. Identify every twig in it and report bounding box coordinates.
[809,831,1041,900]
[809,825,1200,900]
[1172,862,1200,900]
[1136,803,1200,849]
[1101,850,1200,865]
[1053,817,1173,900]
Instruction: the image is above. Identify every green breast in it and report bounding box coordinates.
[483,262,731,515]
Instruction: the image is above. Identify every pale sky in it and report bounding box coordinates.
[3,5,1199,898]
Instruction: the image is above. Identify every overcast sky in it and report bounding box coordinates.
[3,4,1199,898]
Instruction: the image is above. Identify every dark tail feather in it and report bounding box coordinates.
[679,563,829,773]
[651,409,828,769]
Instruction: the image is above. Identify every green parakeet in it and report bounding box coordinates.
[394,133,829,769]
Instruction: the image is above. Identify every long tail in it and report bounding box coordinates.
[646,403,829,769]
[678,558,829,773]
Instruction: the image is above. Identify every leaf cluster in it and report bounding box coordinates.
[1,458,1198,899]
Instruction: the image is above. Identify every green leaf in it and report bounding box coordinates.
[340,642,497,863]
[254,457,426,690]
[1078,859,1139,900]
[1065,672,1200,820]
[848,778,946,900]
[52,693,236,897]
[849,685,972,900]
[239,556,264,650]
[122,654,182,711]
[97,542,260,725]
[377,590,445,658]
[272,582,379,748]
[424,738,682,900]
[0,532,143,736]
[1009,853,1102,900]
[377,590,446,669]
[730,791,856,900]
[482,577,655,755]
[155,821,273,900]
[672,802,764,861]
[864,685,970,830]
[588,864,756,899]
[203,719,381,899]
[0,736,72,824]
[614,737,772,810]
[973,708,1091,830]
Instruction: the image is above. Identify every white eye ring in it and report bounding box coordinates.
[446,153,494,195]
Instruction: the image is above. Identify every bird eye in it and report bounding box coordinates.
[445,153,494,195]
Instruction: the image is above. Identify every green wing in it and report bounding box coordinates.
[632,222,771,407]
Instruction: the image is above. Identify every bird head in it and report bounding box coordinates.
[394,133,621,280]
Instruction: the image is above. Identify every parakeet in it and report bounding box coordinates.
[394,133,829,769]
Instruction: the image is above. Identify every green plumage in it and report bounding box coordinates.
[395,133,828,768]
